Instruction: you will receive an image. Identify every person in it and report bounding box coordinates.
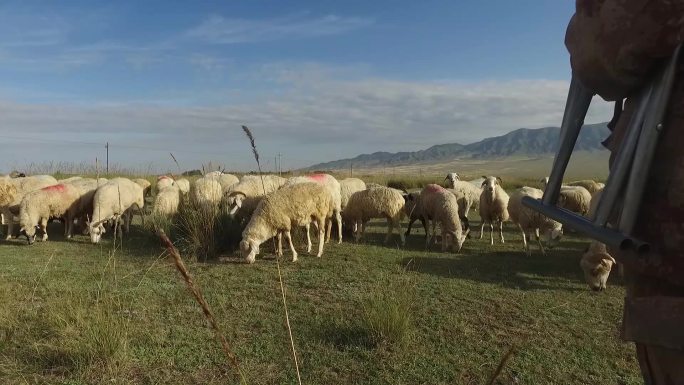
[565,1,684,383]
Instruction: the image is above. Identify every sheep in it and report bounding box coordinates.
[18,183,82,244]
[443,180,481,234]
[342,186,406,245]
[578,188,618,291]
[444,173,485,188]
[507,187,563,256]
[88,178,145,243]
[204,172,239,192]
[191,177,223,208]
[132,178,152,197]
[0,175,58,240]
[558,186,592,216]
[339,178,367,210]
[240,182,334,263]
[64,178,109,234]
[223,175,287,220]
[283,174,343,243]
[175,178,190,195]
[540,177,604,195]
[404,191,427,236]
[478,176,510,245]
[155,175,175,195]
[152,184,181,217]
[419,184,468,252]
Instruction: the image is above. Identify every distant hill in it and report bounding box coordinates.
[306,123,609,170]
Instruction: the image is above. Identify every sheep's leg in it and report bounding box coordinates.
[432,220,439,246]
[284,230,297,262]
[316,219,325,257]
[65,214,74,239]
[489,223,494,245]
[499,221,505,244]
[4,208,13,240]
[276,232,283,258]
[384,217,393,244]
[336,210,342,244]
[325,218,332,244]
[423,217,431,249]
[405,217,415,236]
[440,227,447,251]
[396,217,405,246]
[39,217,48,242]
[479,221,485,239]
[305,223,312,253]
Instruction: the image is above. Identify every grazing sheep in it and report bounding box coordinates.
[444,180,481,234]
[133,178,152,197]
[507,187,563,256]
[478,176,510,245]
[205,172,239,192]
[88,178,145,243]
[419,184,468,252]
[240,182,334,263]
[580,240,616,291]
[175,178,190,195]
[339,178,367,210]
[283,174,343,243]
[155,175,175,195]
[224,175,287,220]
[18,184,81,244]
[191,177,223,208]
[0,175,58,240]
[342,186,406,245]
[558,186,592,216]
[153,184,181,216]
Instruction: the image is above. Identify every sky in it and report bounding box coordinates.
[0,0,612,173]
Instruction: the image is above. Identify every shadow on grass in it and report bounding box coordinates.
[312,318,374,351]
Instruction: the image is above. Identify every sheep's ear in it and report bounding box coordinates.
[481,180,487,188]
[496,176,503,185]
[481,175,487,180]
[443,175,449,181]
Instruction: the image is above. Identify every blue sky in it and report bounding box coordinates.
[0,1,611,172]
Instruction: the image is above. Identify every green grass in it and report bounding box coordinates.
[0,216,639,384]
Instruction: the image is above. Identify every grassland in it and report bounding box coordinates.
[0,208,640,384]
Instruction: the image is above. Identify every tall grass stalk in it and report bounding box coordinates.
[241,125,302,385]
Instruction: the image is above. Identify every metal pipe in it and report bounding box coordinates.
[522,197,644,251]
[593,85,652,226]
[543,75,594,205]
[620,45,681,234]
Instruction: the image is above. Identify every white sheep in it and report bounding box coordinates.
[204,172,239,192]
[132,178,152,197]
[578,188,618,291]
[0,175,58,240]
[339,178,367,210]
[175,178,190,195]
[419,184,468,252]
[153,184,181,217]
[88,178,145,243]
[240,182,334,263]
[540,177,604,195]
[155,175,175,195]
[65,178,109,234]
[342,186,406,245]
[224,174,287,220]
[478,176,510,245]
[558,186,592,216]
[445,172,485,188]
[507,187,563,256]
[191,177,223,208]
[283,174,343,243]
[18,183,81,243]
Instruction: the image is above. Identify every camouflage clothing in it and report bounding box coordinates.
[567,0,684,383]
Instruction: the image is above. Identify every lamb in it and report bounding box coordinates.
[155,175,175,195]
[507,187,563,256]
[419,184,468,252]
[205,172,239,192]
[88,178,145,243]
[579,188,618,291]
[18,183,81,244]
[175,178,190,195]
[0,175,58,240]
[240,182,334,263]
[283,174,343,243]
[191,177,223,208]
[478,176,510,245]
[342,186,406,245]
[339,178,367,210]
[224,174,287,220]
[152,184,181,217]
[132,178,152,197]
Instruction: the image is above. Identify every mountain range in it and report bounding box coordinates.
[306,122,610,170]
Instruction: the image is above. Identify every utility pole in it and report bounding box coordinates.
[105,142,109,174]
[278,153,282,176]
[350,162,353,177]
[274,155,277,174]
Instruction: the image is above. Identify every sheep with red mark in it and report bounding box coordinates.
[18,183,81,244]
[0,175,58,240]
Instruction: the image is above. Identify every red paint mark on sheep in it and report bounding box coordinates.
[42,184,66,192]
[308,174,327,182]
[425,184,444,192]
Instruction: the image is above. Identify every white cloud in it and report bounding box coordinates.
[186,13,374,44]
[0,69,613,171]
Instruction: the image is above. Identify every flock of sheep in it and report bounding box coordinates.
[0,170,614,291]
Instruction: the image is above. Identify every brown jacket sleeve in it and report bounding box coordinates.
[565,0,684,101]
